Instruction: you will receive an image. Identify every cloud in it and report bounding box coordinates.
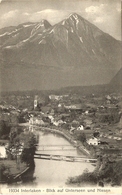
[94,17,104,24]
[0,8,69,29]
[0,10,19,28]
[22,9,69,25]
[84,2,121,40]
[84,4,108,25]
[29,9,69,24]
[23,12,30,16]
[85,3,120,22]
[1,10,18,20]
[116,7,121,12]
[85,5,99,13]
[36,9,55,14]
[85,4,106,14]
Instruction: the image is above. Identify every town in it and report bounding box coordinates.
[0,88,122,186]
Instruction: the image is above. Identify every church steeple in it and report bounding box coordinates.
[34,95,38,110]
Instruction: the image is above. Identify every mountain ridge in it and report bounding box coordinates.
[0,13,121,91]
[110,68,122,86]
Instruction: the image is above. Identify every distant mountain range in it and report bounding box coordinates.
[0,13,121,91]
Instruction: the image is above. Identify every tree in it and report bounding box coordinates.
[76,132,86,143]
[10,114,19,125]
[9,126,22,146]
[0,120,11,139]
[0,164,11,182]
[21,132,37,166]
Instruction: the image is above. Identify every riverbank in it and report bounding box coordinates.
[36,126,90,156]
[19,122,90,156]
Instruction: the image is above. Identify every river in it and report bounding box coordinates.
[31,131,94,187]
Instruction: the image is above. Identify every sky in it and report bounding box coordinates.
[0,0,121,40]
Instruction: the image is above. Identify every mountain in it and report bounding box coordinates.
[0,13,121,91]
[110,68,122,85]
[109,68,122,93]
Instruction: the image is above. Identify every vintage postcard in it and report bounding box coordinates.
[0,0,121,194]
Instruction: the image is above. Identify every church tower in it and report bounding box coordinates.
[34,95,38,110]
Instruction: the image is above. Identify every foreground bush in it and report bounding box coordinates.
[0,164,11,182]
[67,159,122,187]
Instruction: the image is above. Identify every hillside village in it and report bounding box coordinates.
[0,90,122,162]
[0,88,122,186]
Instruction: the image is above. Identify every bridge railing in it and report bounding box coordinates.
[34,153,97,163]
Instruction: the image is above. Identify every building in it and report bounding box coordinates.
[87,137,100,145]
[49,95,63,101]
[64,104,82,110]
[29,116,45,126]
[77,125,84,131]
[84,119,93,129]
[0,146,7,159]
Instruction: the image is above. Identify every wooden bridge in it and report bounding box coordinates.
[34,153,97,164]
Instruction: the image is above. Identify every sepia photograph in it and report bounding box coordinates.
[0,0,121,194]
